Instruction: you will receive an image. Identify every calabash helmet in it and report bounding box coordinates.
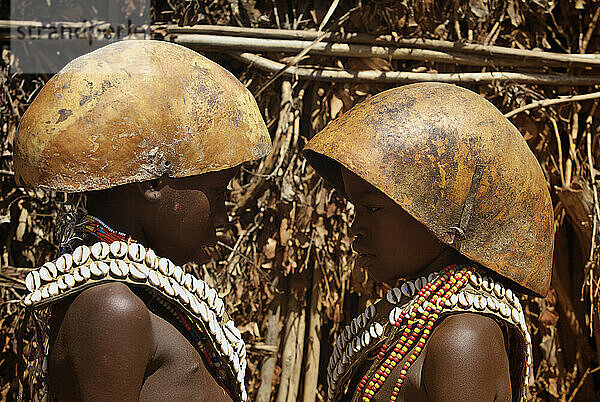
[303,83,553,297]
[14,40,271,192]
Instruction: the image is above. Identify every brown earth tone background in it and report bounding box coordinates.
[1,0,600,400]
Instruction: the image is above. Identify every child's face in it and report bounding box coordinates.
[341,168,447,282]
[140,167,239,266]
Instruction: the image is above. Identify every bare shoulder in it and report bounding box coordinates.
[49,282,154,400]
[422,313,511,402]
[65,281,150,324]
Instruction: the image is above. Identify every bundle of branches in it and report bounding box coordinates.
[2,0,600,401]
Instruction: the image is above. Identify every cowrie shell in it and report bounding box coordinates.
[158,258,174,276]
[206,288,217,308]
[128,263,148,281]
[43,262,58,278]
[25,270,41,292]
[183,274,195,292]
[148,270,161,287]
[172,265,184,283]
[446,293,458,307]
[98,261,110,275]
[208,316,219,335]
[48,282,59,296]
[215,297,225,317]
[511,308,521,323]
[109,261,121,278]
[127,243,146,262]
[79,265,91,279]
[365,304,376,320]
[91,242,109,260]
[145,248,158,269]
[505,288,514,304]
[118,260,129,276]
[73,269,85,283]
[428,272,437,283]
[350,318,358,335]
[195,278,207,299]
[109,241,127,258]
[358,313,367,328]
[23,294,32,306]
[89,262,104,278]
[469,272,482,287]
[352,337,360,353]
[198,301,210,322]
[73,245,91,265]
[401,281,416,297]
[389,307,402,325]
[176,284,189,305]
[343,326,352,341]
[39,266,53,282]
[224,325,242,344]
[55,254,73,273]
[482,276,494,292]
[336,334,344,350]
[361,331,371,347]
[493,283,505,298]
[163,280,175,297]
[227,322,243,343]
[386,287,402,304]
[499,302,510,317]
[57,276,68,291]
[31,289,42,303]
[487,296,498,311]
[458,292,472,308]
[64,273,75,288]
[41,286,50,299]
[188,294,201,314]
[370,322,383,338]
[474,295,487,310]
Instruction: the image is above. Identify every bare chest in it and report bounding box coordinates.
[140,311,231,402]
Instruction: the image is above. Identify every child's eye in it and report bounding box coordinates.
[364,206,381,213]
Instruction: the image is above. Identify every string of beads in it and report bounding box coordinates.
[84,215,137,244]
[359,264,472,401]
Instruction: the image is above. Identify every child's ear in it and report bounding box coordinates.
[137,179,162,202]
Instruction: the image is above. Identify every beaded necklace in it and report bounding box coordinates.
[326,264,531,402]
[83,215,137,244]
[360,264,469,400]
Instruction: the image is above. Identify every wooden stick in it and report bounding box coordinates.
[3,20,600,67]
[256,275,285,402]
[567,365,600,402]
[230,52,600,86]
[162,24,600,66]
[505,91,600,118]
[276,291,302,402]
[173,34,550,68]
[302,264,322,402]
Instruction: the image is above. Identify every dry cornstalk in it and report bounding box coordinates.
[230,52,600,86]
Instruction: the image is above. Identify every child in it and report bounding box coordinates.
[303,82,552,401]
[15,40,271,401]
